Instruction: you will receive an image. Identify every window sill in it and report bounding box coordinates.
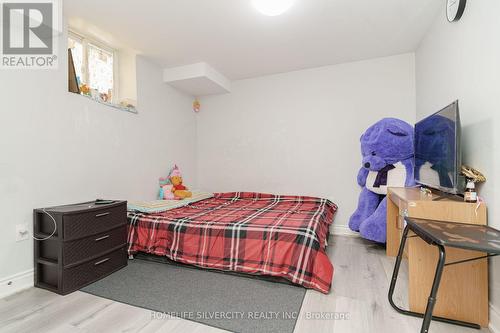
[70,92,138,114]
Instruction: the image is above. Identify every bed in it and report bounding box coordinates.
[127,192,337,293]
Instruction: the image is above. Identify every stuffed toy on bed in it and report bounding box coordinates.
[158,164,193,200]
[169,165,192,199]
[158,165,192,200]
[158,177,175,200]
[348,118,415,243]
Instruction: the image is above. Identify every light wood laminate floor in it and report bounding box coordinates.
[0,236,491,333]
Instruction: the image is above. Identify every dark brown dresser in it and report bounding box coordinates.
[33,200,128,295]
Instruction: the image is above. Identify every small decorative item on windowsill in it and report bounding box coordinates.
[80,84,90,96]
[90,88,100,100]
[193,99,201,113]
[461,165,486,203]
[119,99,136,110]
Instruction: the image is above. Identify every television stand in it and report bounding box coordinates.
[386,187,488,327]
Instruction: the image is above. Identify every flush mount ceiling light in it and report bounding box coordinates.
[252,0,295,16]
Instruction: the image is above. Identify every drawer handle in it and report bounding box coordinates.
[94,258,110,266]
[96,212,110,218]
[95,235,110,242]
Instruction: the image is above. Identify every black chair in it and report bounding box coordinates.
[388,218,500,333]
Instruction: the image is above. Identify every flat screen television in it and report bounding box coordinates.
[414,100,465,194]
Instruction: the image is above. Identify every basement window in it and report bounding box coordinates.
[68,30,137,112]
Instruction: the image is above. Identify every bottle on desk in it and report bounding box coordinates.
[464,179,478,203]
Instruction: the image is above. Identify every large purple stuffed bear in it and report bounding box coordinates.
[349,118,415,243]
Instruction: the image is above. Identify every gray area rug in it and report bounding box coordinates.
[81,257,306,333]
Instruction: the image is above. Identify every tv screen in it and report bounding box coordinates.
[414,100,463,194]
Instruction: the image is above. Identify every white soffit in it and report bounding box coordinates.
[163,62,231,96]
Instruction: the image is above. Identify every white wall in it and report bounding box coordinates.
[0,31,197,284]
[415,1,500,329]
[197,54,416,230]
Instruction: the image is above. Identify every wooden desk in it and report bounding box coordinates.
[386,187,488,327]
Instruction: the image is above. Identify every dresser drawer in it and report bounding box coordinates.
[63,226,127,267]
[63,204,126,240]
[61,246,127,294]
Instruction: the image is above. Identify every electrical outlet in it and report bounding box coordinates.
[16,224,30,242]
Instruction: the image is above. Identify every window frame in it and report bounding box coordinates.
[68,30,119,104]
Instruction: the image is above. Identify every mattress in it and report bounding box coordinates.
[127,192,337,293]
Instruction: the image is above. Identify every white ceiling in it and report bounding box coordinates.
[64,0,442,80]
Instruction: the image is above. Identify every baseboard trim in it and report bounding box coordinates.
[331,225,359,237]
[0,269,34,299]
[490,303,500,333]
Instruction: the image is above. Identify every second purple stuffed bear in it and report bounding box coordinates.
[349,118,415,243]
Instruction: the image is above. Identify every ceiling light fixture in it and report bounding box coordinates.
[252,0,295,16]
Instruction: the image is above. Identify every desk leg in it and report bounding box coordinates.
[386,196,399,257]
[421,245,445,333]
[388,225,410,311]
[388,226,480,331]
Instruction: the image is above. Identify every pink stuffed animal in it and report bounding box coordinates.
[158,177,175,200]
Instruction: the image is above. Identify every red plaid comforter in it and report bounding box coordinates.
[127,192,337,293]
